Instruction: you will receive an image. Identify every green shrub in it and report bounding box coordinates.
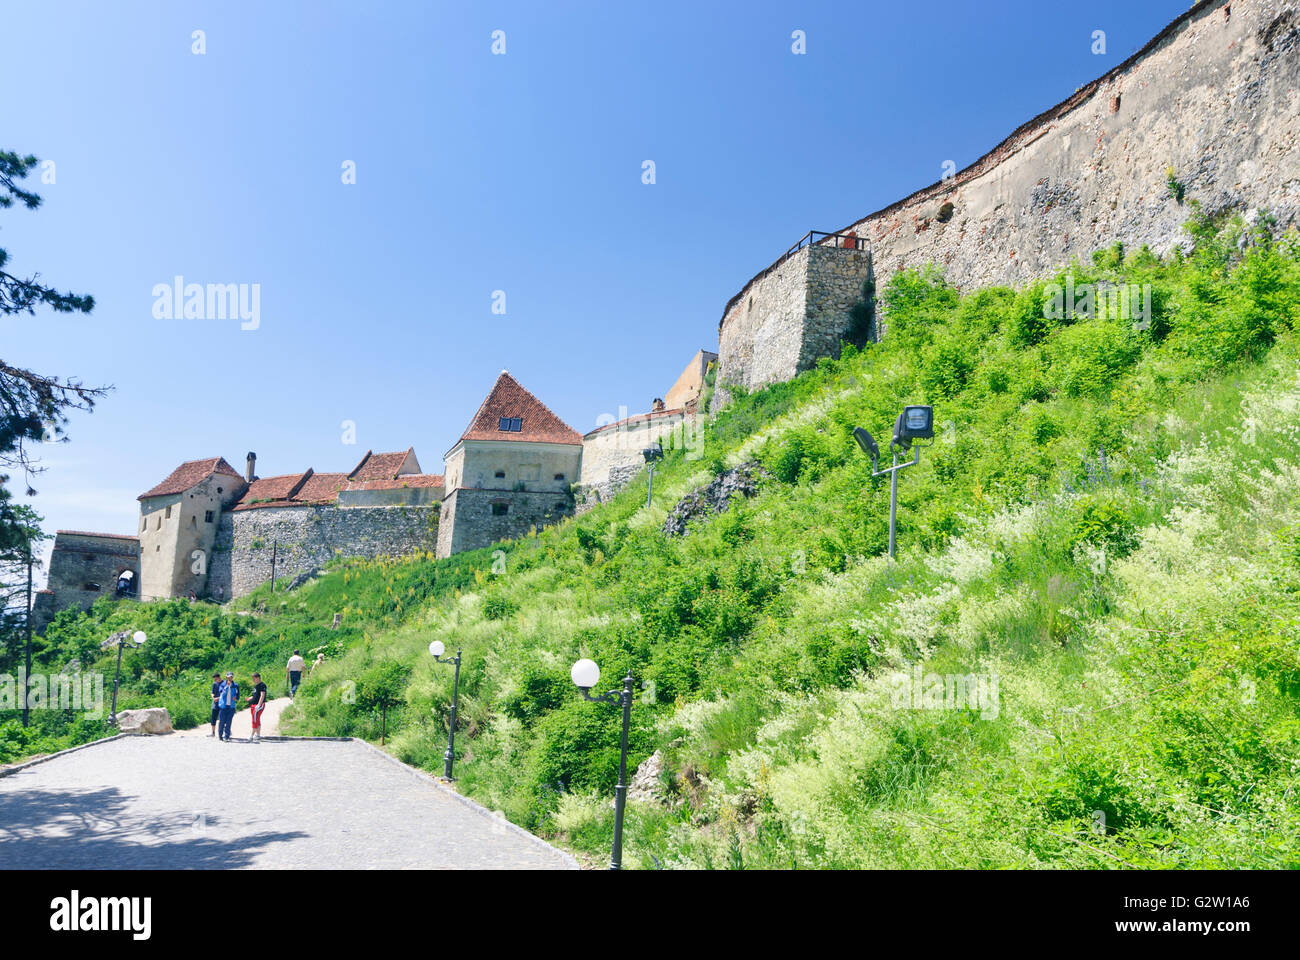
[482,593,519,621]
[502,663,569,722]
[1067,494,1137,557]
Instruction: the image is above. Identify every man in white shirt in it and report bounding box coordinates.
[286,650,307,699]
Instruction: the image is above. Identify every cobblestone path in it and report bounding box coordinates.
[0,735,575,869]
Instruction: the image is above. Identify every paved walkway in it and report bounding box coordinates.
[0,735,575,869]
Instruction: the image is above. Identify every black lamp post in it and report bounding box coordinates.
[100,630,146,725]
[428,641,462,780]
[571,658,635,870]
[642,444,663,507]
[23,539,32,728]
[855,405,934,559]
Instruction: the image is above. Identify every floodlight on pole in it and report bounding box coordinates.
[855,405,934,559]
[853,427,880,472]
[643,444,663,507]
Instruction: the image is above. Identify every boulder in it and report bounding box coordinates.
[116,707,173,735]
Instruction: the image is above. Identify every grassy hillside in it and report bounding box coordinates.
[9,205,1300,868]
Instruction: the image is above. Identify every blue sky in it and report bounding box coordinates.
[3,0,1187,565]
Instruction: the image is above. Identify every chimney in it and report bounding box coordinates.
[246,451,257,482]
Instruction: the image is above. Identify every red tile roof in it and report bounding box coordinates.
[344,475,444,491]
[297,472,352,503]
[231,469,444,510]
[239,471,313,505]
[348,448,419,481]
[139,457,244,500]
[457,371,582,446]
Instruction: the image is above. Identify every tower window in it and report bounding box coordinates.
[205,510,215,523]
[494,470,506,479]
[497,417,522,432]
[554,473,565,481]
[165,505,172,519]
[491,503,509,516]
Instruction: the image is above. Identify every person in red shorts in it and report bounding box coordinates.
[247,672,268,741]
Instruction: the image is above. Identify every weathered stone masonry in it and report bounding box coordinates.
[31,532,140,632]
[216,504,439,598]
[577,408,691,509]
[717,0,1300,398]
[435,488,571,556]
[847,0,1299,288]
[716,242,874,397]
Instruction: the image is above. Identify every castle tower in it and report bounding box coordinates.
[137,457,246,600]
[30,531,141,634]
[715,238,873,402]
[663,348,718,413]
[436,371,582,558]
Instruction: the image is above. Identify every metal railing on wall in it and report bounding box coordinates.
[782,229,869,256]
[722,229,870,320]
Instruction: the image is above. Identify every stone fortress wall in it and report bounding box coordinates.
[435,487,572,557]
[717,0,1300,398]
[31,532,141,632]
[214,503,439,598]
[577,409,691,508]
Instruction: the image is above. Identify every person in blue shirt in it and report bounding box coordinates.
[216,672,240,742]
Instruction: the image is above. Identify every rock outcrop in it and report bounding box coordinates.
[628,750,666,804]
[662,462,767,537]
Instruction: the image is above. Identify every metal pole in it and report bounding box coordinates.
[22,546,32,727]
[646,464,654,508]
[443,650,461,780]
[888,451,899,559]
[610,672,634,870]
[270,540,277,590]
[109,639,125,725]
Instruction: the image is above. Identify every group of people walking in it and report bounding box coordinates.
[207,649,312,742]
